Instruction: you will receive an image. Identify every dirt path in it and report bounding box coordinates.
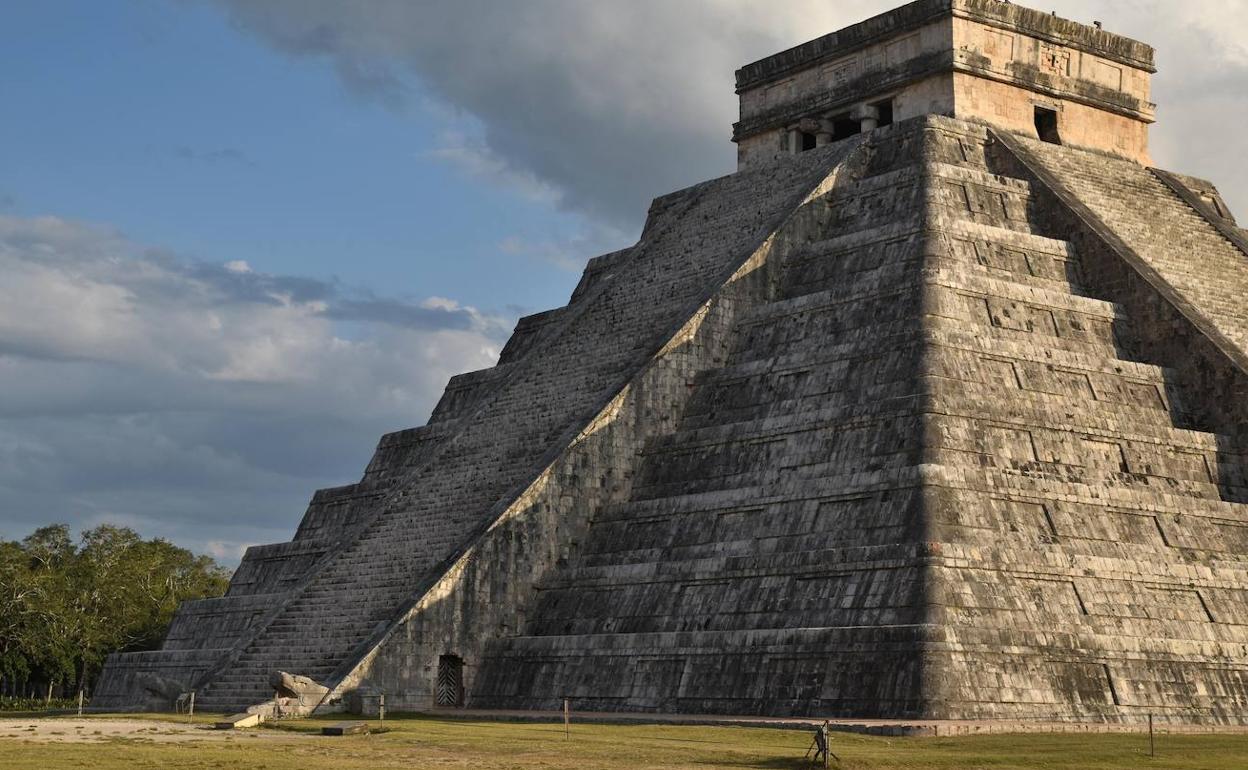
[0,718,300,744]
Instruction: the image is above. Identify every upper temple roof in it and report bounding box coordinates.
[732,0,1157,167]
[736,0,1155,92]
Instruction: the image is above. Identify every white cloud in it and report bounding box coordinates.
[498,220,631,273]
[420,296,464,312]
[204,540,257,564]
[0,213,508,561]
[11,0,1248,563]
[204,0,1248,219]
[423,127,560,206]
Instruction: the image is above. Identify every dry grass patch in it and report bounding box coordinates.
[1,714,1245,769]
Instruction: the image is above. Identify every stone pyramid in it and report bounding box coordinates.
[97,0,1248,724]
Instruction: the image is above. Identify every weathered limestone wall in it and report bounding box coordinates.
[161,594,283,651]
[452,116,1248,723]
[1000,136,1248,370]
[737,74,954,168]
[908,120,1248,723]
[735,0,1155,168]
[737,15,953,123]
[952,73,1150,163]
[465,119,943,718]
[949,10,1154,165]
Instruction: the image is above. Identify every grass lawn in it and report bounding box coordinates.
[1,713,1245,769]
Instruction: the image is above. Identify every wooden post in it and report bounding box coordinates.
[77,690,84,717]
[564,698,570,741]
[1149,713,1155,758]
[188,691,195,723]
[379,693,386,723]
[45,681,53,709]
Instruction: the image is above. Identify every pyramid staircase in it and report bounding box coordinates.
[471,117,1248,721]
[181,139,862,713]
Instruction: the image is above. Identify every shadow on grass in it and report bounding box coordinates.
[689,754,827,769]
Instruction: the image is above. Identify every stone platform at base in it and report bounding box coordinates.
[321,721,369,736]
[407,709,1248,738]
[214,712,263,730]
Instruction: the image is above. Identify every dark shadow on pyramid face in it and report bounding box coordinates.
[987,135,1248,508]
[1217,434,1248,505]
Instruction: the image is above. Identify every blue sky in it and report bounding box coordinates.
[2,0,1245,564]
[0,0,607,315]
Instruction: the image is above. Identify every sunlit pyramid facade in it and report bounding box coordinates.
[98,0,1248,724]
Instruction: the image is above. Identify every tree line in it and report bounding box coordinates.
[0,524,229,703]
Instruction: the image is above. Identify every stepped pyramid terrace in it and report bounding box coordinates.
[97,0,1248,725]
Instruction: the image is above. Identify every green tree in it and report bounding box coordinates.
[0,540,36,686]
[0,524,229,702]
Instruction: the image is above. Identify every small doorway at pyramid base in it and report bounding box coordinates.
[435,654,465,708]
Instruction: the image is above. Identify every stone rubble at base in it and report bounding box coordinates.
[94,0,1248,725]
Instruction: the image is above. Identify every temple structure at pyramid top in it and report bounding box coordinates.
[734,0,1155,167]
[95,0,1248,728]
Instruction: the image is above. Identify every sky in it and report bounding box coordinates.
[1,0,1246,566]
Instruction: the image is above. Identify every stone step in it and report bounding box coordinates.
[919,330,1172,383]
[729,300,1126,368]
[596,466,925,523]
[932,453,1240,503]
[932,462,1248,517]
[729,318,924,364]
[680,382,925,431]
[932,393,1236,452]
[684,366,1182,436]
[547,543,927,588]
[701,326,1171,396]
[1012,138,1248,357]
[491,624,929,654]
[744,263,1118,354]
[932,265,1111,315]
[930,378,1181,426]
